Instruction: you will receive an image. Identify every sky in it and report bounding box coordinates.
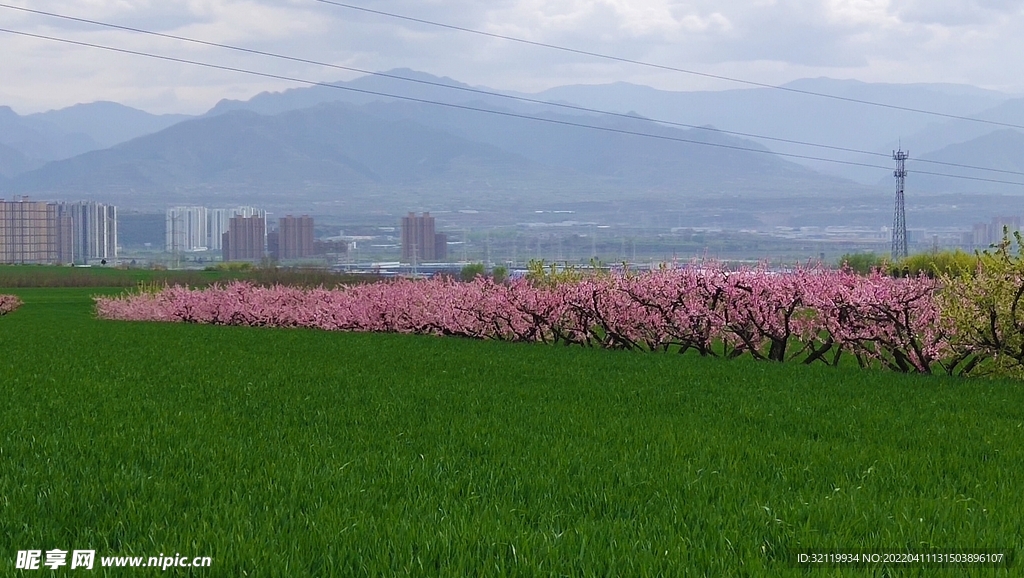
[1,0,1022,115]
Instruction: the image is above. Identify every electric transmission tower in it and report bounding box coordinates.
[891,148,909,261]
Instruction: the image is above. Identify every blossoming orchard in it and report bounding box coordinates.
[0,294,23,316]
[93,257,1024,379]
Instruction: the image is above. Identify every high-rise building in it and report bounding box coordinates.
[234,206,265,219]
[207,206,266,250]
[434,232,448,261]
[207,209,231,251]
[1,199,116,265]
[401,212,439,262]
[166,206,208,253]
[223,215,266,261]
[990,216,1021,244]
[267,231,280,260]
[61,201,117,264]
[278,215,314,260]
[971,216,1022,247]
[0,199,73,264]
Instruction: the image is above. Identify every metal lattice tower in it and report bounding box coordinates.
[891,148,909,260]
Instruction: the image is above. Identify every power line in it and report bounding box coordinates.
[4,4,1023,180]
[914,158,1024,177]
[313,0,1024,133]
[907,169,1024,186]
[1,26,1023,188]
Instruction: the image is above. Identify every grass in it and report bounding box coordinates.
[1,288,1023,576]
[0,265,374,288]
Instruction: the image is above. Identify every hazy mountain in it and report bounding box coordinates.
[535,78,1007,143]
[208,72,1010,158]
[898,98,1024,157]
[201,72,1013,186]
[27,102,192,149]
[532,78,1011,184]
[0,141,41,179]
[204,68,529,117]
[6,99,865,209]
[909,129,1024,194]
[0,103,192,174]
[5,103,578,204]
[356,99,825,190]
[3,71,1013,188]
[0,105,98,165]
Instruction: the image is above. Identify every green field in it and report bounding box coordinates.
[1,288,1022,576]
[0,265,369,288]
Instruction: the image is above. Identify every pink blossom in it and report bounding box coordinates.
[0,294,23,316]
[93,265,954,374]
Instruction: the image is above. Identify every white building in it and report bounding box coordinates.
[207,209,231,251]
[207,207,267,250]
[60,201,117,264]
[166,206,208,253]
[167,206,269,253]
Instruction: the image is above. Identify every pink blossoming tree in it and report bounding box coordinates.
[95,261,958,375]
[0,294,24,316]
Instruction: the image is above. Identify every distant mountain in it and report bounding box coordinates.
[201,72,1012,186]
[909,129,1024,194]
[0,141,41,179]
[5,103,575,204]
[535,78,1007,143]
[355,99,821,189]
[6,99,866,209]
[898,98,1024,157]
[204,69,527,117]
[0,105,98,165]
[532,78,1012,184]
[0,103,192,174]
[4,70,1015,189]
[27,102,192,149]
[16,70,1000,207]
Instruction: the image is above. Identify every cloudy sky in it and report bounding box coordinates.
[1,0,1022,114]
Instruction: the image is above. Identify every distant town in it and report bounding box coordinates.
[2,196,1022,272]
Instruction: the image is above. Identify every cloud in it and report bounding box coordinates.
[893,0,1023,26]
[0,0,1022,114]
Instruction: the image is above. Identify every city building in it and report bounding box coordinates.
[207,209,231,251]
[434,232,448,261]
[401,212,442,262]
[0,199,73,264]
[0,199,113,265]
[167,205,269,254]
[278,215,314,260]
[267,230,279,260]
[972,216,1022,247]
[208,206,266,250]
[222,215,266,261]
[233,206,265,219]
[166,206,208,253]
[62,201,117,264]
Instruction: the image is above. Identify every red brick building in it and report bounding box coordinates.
[222,215,265,261]
[402,212,446,262]
[278,215,314,259]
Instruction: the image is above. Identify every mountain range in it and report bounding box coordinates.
[0,102,190,179]
[1,70,1022,209]
[4,98,848,211]
[912,129,1024,194]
